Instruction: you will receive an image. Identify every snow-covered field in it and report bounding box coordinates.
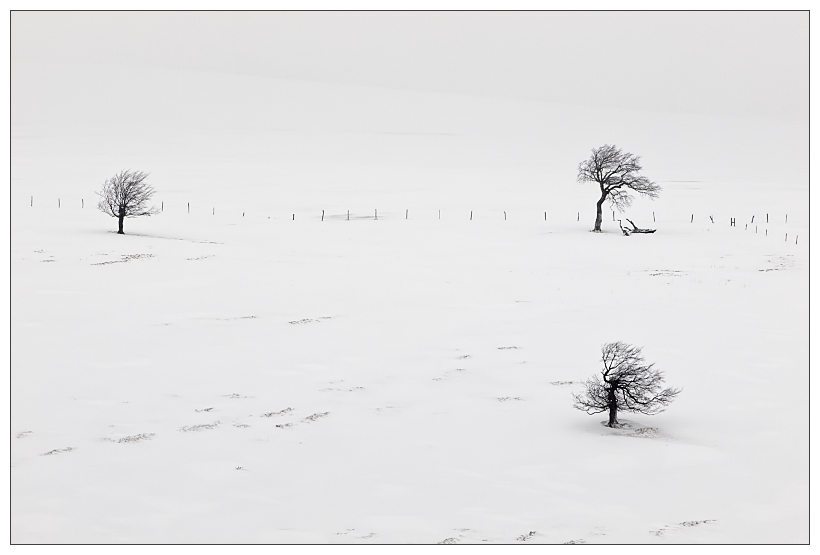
[11,65,808,544]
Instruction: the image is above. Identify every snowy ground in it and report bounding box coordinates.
[11,67,808,544]
[11,195,808,544]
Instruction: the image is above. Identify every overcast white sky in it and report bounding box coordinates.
[12,11,808,121]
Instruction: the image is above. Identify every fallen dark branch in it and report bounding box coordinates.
[626,218,656,234]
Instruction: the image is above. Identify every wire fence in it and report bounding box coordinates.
[22,195,803,244]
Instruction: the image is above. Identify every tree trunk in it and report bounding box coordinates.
[606,384,619,427]
[594,194,605,232]
[607,404,619,427]
[117,214,125,234]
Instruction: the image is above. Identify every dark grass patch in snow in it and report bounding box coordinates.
[304,412,330,422]
[92,253,154,266]
[550,381,575,386]
[196,407,215,412]
[261,408,294,417]
[41,447,75,456]
[650,520,716,537]
[645,269,685,277]
[599,421,666,439]
[16,431,33,439]
[117,433,155,443]
[498,346,519,350]
[516,531,537,542]
[497,397,524,402]
[628,427,660,438]
[289,317,331,325]
[179,421,220,432]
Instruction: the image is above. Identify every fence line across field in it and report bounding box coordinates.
[25,196,799,234]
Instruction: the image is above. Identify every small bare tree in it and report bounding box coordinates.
[577,145,661,232]
[96,170,159,234]
[573,341,680,428]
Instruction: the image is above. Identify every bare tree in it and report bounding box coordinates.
[96,170,159,234]
[577,145,661,232]
[573,341,680,428]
